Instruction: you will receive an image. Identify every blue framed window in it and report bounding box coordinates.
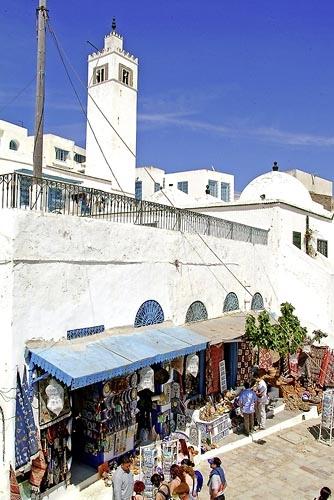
[154,182,160,192]
[19,177,32,207]
[135,180,142,200]
[221,182,230,202]
[185,301,208,323]
[177,181,188,194]
[208,180,218,198]
[251,293,264,311]
[48,187,63,212]
[134,300,164,327]
[223,292,239,312]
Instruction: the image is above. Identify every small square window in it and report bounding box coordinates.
[119,64,133,87]
[154,182,160,192]
[317,239,328,257]
[208,179,218,198]
[55,148,69,162]
[221,182,230,202]
[93,64,108,85]
[293,231,302,249]
[177,181,188,194]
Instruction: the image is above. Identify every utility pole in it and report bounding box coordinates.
[33,0,47,179]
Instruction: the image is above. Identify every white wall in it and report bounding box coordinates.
[136,166,165,199]
[166,169,234,201]
[0,206,334,487]
[286,169,333,196]
[85,33,138,196]
[136,167,235,202]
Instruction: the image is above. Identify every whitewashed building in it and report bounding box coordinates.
[135,166,234,202]
[0,21,334,500]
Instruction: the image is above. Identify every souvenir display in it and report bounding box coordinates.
[186,354,199,377]
[77,376,138,466]
[40,418,72,492]
[140,440,178,498]
[138,367,155,392]
[39,376,71,429]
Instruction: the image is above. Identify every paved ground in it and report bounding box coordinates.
[199,418,334,500]
[60,418,333,500]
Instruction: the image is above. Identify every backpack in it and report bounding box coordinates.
[157,484,171,500]
[194,470,203,493]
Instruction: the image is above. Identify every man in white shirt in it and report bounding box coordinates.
[238,381,258,436]
[112,456,134,500]
[256,372,268,430]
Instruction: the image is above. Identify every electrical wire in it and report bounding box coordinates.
[47,21,136,159]
[141,164,329,377]
[0,77,36,116]
[46,19,125,193]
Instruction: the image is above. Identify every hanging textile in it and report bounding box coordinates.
[324,350,334,387]
[310,345,326,383]
[206,345,223,394]
[15,371,38,469]
[319,348,331,387]
[227,342,238,389]
[30,449,47,488]
[259,349,273,372]
[236,341,253,386]
[9,465,21,500]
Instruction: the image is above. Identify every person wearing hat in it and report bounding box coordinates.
[207,457,226,500]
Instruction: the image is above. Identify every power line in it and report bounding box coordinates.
[46,19,125,193]
[0,77,36,116]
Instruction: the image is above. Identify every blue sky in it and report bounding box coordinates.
[0,0,334,191]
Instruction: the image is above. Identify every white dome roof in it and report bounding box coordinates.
[240,170,313,208]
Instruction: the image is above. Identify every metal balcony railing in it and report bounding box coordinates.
[0,172,268,245]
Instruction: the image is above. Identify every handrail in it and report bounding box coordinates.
[0,172,268,245]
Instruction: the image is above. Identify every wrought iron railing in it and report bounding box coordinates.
[0,172,268,245]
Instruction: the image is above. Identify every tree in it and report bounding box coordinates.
[245,310,274,363]
[273,302,307,357]
[245,303,307,371]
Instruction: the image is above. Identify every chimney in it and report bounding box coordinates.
[272,161,279,171]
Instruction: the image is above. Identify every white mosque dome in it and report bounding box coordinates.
[240,170,313,208]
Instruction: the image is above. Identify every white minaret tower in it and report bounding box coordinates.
[85,19,138,196]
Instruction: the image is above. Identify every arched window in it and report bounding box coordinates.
[223,292,239,312]
[251,292,264,311]
[185,301,208,323]
[134,300,164,327]
[9,140,19,151]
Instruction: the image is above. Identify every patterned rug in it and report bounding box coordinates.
[237,341,253,385]
[259,348,273,372]
[310,346,326,383]
[206,344,223,394]
[10,465,21,500]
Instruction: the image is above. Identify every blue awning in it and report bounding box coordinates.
[27,326,207,389]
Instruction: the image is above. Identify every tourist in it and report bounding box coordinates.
[173,482,190,500]
[315,486,332,500]
[132,480,145,500]
[178,438,190,462]
[170,464,186,496]
[181,463,197,499]
[255,370,268,430]
[151,473,171,500]
[207,457,227,500]
[112,456,134,500]
[237,381,258,436]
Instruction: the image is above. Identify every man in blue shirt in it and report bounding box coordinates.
[238,381,258,436]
